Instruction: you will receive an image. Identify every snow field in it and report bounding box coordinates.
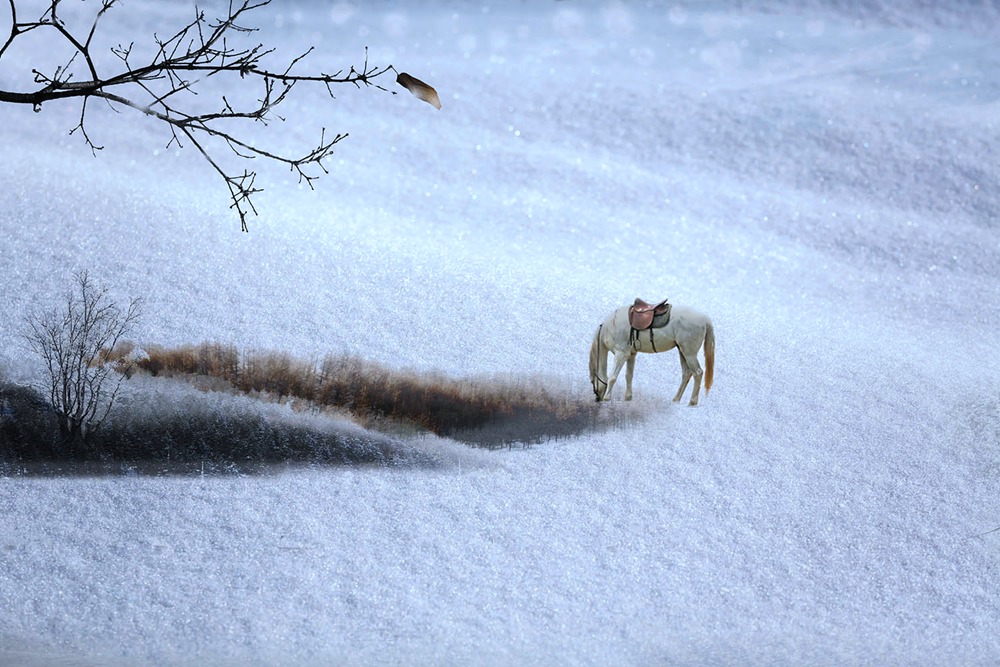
[1,1,1000,664]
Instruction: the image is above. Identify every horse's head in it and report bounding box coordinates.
[589,324,607,401]
[591,375,606,402]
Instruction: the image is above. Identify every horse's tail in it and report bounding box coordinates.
[704,320,715,394]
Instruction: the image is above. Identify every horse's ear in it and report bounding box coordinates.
[396,72,442,110]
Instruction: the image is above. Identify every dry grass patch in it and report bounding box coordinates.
[139,344,609,446]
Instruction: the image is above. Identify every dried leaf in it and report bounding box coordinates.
[396,72,442,110]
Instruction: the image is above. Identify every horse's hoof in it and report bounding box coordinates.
[688,401,699,407]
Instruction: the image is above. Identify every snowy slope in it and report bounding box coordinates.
[2,1,1000,665]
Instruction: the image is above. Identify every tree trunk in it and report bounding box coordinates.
[58,415,87,460]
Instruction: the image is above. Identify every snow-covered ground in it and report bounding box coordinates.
[2,1,1000,664]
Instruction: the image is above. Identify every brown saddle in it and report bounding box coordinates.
[628,298,671,331]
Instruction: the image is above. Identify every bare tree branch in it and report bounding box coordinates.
[0,0,399,231]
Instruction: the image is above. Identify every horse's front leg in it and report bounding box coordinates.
[624,351,637,401]
[603,349,631,401]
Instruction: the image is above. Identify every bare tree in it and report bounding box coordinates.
[0,0,400,231]
[23,271,142,448]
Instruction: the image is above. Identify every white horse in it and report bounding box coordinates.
[589,303,715,405]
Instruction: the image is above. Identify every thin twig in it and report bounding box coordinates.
[970,526,1000,539]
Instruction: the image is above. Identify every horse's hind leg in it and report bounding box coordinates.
[624,351,637,401]
[679,345,704,407]
[604,349,631,401]
[672,348,693,403]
